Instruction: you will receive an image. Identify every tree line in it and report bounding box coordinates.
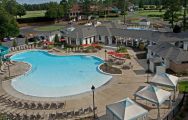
[0,0,21,40]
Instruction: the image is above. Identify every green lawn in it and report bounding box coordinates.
[21,10,46,18]
[179,81,188,93]
[34,25,64,32]
[137,10,165,16]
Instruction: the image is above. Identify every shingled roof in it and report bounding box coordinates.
[62,22,188,43]
[148,42,188,63]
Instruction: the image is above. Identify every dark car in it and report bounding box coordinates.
[17,34,25,38]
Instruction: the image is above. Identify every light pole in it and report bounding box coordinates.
[104,49,107,61]
[146,59,150,83]
[91,85,95,119]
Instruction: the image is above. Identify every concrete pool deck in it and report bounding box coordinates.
[0,48,178,119]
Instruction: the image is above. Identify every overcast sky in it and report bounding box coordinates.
[16,0,61,4]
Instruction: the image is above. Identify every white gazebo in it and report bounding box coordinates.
[106,97,148,120]
[134,85,172,120]
[150,73,178,101]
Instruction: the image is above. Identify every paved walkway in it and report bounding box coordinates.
[0,48,177,119]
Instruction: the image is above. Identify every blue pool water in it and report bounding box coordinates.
[11,50,112,97]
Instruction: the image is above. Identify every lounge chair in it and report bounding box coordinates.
[23,102,30,109]
[50,103,57,109]
[79,108,84,115]
[29,102,36,109]
[37,103,43,109]
[29,114,36,120]
[0,65,7,72]
[56,113,63,119]
[44,103,50,109]
[22,114,29,120]
[48,113,56,120]
[15,113,21,120]
[57,102,64,109]
[67,111,74,118]
[74,110,80,116]
[16,101,23,108]
[36,113,42,120]
[62,112,67,118]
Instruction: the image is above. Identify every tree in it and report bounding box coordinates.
[12,39,17,47]
[16,4,26,18]
[103,0,113,16]
[173,25,181,33]
[163,0,181,28]
[81,0,91,16]
[45,2,65,21]
[60,0,70,18]
[0,6,19,40]
[54,34,59,46]
[3,0,18,17]
[139,0,144,8]
[25,38,28,45]
[182,0,187,31]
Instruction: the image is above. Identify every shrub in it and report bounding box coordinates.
[173,25,181,33]
[116,46,127,53]
[25,38,29,45]
[12,39,17,47]
[95,45,102,50]
[149,5,156,9]
[139,43,145,50]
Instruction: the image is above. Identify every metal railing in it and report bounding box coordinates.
[163,93,186,120]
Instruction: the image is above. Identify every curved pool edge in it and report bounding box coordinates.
[9,49,113,98]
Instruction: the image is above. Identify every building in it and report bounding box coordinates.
[147,42,188,73]
[139,19,150,26]
[61,21,188,73]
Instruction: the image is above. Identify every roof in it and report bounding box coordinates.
[135,85,171,105]
[62,22,188,43]
[63,26,97,39]
[140,19,149,22]
[148,42,188,63]
[150,73,178,88]
[107,97,148,120]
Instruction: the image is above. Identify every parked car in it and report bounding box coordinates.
[17,34,25,38]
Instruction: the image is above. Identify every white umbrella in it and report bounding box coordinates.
[135,85,171,120]
[106,97,148,120]
[150,73,178,100]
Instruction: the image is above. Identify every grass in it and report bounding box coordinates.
[179,81,188,93]
[21,10,46,18]
[137,10,165,16]
[34,25,64,32]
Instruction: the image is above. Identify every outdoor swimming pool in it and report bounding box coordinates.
[11,50,112,97]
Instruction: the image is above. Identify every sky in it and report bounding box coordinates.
[16,0,61,4]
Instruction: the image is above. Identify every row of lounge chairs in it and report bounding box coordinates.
[0,94,66,110]
[48,106,94,120]
[4,112,43,120]
[1,106,94,120]
[10,44,37,52]
[0,61,15,75]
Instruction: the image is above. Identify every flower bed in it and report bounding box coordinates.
[99,63,122,74]
[81,44,102,53]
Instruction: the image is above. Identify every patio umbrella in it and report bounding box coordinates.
[150,73,178,101]
[106,97,148,120]
[134,85,171,120]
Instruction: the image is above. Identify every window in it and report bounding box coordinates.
[99,35,101,40]
[182,61,188,64]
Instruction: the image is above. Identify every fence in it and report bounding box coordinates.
[162,93,186,120]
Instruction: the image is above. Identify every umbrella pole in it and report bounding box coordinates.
[157,105,160,120]
[169,96,172,108]
[173,87,176,102]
